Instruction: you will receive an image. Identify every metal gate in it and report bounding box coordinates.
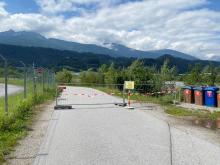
[54,82,179,110]
[54,83,127,109]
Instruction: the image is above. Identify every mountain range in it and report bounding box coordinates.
[0,30,219,73]
[0,30,198,61]
[0,43,219,73]
[210,55,220,62]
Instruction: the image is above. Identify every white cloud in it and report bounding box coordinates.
[34,0,120,14]
[0,0,219,59]
[0,1,8,17]
[0,13,63,33]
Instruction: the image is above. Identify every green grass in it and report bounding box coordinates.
[0,78,23,86]
[165,105,194,116]
[0,79,56,164]
[96,87,216,119]
[96,87,174,105]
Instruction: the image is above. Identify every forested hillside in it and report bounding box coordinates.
[0,44,219,73]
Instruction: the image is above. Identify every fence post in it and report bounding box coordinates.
[20,61,27,98]
[0,54,8,114]
[42,68,45,92]
[47,69,50,88]
[33,63,36,95]
[5,60,8,113]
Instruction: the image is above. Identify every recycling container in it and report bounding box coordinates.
[204,87,219,107]
[217,91,220,108]
[193,87,204,105]
[182,86,194,103]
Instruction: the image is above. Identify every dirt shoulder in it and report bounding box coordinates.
[137,102,220,148]
[4,101,55,165]
[134,102,220,164]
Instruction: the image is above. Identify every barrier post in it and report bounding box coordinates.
[124,81,135,109]
[128,90,131,107]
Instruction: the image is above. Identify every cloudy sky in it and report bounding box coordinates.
[0,0,219,59]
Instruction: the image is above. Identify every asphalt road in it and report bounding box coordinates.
[0,83,23,97]
[34,86,220,165]
[34,87,171,165]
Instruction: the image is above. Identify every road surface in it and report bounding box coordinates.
[34,86,220,165]
[0,83,23,97]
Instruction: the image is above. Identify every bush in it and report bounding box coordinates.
[56,69,73,83]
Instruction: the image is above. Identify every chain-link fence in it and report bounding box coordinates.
[0,59,56,115]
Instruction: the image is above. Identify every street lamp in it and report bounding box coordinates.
[20,61,27,99]
[0,54,8,114]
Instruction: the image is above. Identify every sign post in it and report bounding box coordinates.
[124,81,135,109]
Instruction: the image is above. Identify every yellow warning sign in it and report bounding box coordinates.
[124,81,135,90]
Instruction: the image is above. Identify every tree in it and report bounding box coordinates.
[80,68,104,85]
[206,63,218,86]
[104,63,118,84]
[56,69,73,83]
[127,60,150,83]
[185,63,201,85]
[152,59,177,92]
[126,60,157,93]
[160,59,177,82]
[98,64,108,73]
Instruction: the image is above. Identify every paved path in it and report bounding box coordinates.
[34,87,171,165]
[33,86,220,165]
[0,83,23,97]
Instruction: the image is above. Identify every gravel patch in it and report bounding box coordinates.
[4,102,55,165]
[136,102,220,164]
[178,102,220,112]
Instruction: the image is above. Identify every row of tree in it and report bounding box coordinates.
[183,63,220,86]
[56,60,173,92]
[56,59,220,93]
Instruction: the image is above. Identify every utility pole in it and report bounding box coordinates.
[0,54,8,114]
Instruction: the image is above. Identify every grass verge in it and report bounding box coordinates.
[96,87,220,120]
[0,78,23,86]
[0,85,56,164]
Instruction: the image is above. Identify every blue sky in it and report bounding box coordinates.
[4,0,39,13]
[3,0,144,14]
[3,0,220,14]
[206,0,220,11]
[0,0,220,59]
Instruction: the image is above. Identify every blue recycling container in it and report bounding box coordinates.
[204,87,219,107]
